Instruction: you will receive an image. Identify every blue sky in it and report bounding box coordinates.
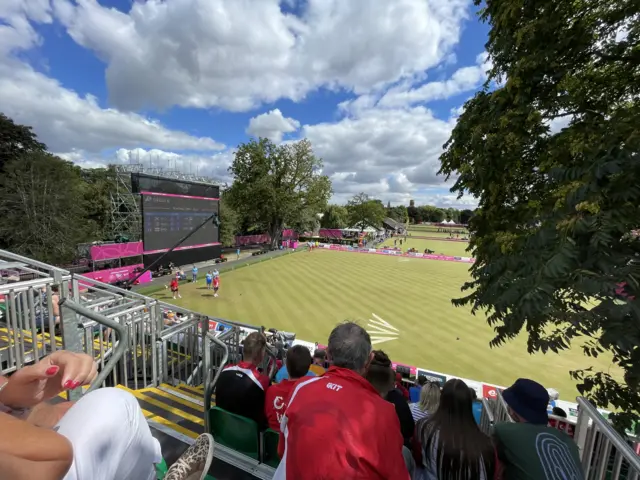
[0,0,489,207]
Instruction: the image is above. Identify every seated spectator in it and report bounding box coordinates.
[0,350,216,480]
[409,382,440,423]
[415,379,495,480]
[216,331,270,427]
[274,350,317,384]
[265,345,312,432]
[395,372,410,401]
[275,322,409,479]
[375,355,415,449]
[409,375,427,403]
[308,349,326,376]
[365,350,394,397]
[552,406,568,418]
[470,387,483,425]
[494,378,584,480]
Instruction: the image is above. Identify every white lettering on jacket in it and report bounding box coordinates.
[326,382,343,392]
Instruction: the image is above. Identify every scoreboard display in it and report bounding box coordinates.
[142,193,219,252]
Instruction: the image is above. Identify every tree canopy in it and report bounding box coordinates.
[321,204,349,229]
[347,193,386,231]
[0,113,46,172]
[226,138,332,247]
[0,151,90,264]
[440,0,639,429]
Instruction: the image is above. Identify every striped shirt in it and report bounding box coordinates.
[409,403,430,423]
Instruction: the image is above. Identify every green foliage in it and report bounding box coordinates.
[0,113,46,172]
[81,167,116,241]
[388,205,409,225]
[227,138,332,248]
[321,204,349,229]
[440,0,640,429]
[347,193,386,231]
[219,191,240,247]
[0,151,89,264]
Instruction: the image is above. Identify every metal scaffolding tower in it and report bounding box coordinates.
[108,164,218,242]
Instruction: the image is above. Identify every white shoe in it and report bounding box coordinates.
[165,433,214,480]
[214,294,218,297]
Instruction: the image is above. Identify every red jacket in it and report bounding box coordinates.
[274,366,409,480]
[224,361,270,391]
[265,378,297,432]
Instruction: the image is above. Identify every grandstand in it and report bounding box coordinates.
[1,247,639,479]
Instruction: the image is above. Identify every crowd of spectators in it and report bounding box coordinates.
[214,322,587,480]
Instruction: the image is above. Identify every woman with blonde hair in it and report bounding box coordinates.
[409,382,441,422]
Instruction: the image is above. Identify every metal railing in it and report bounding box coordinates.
[574,398,640,480]
[60,298,129,394]
[479,397,495,435]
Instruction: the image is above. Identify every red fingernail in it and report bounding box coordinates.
[71,381,81,389]
[63,380,74,389]
[46,366,59,376]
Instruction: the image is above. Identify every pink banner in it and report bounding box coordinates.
[319,229,343,239]
[320,243,475,263]
[140,191,219,201]
[235,231,298,246]
[90,242,143,261]
[80,264,152,286]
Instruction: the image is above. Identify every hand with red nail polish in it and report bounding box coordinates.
[0,350,97,409]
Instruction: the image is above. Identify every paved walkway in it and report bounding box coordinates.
[133,246,301,292]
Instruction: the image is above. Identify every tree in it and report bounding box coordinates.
[219,190,239,247]
[439,0,640,430]
[321,204,349,229]
[347,193,386,231]
[0,151,89,264]
[388,205,409,225]
[0,113,46,172]
[227,138,332,248]
[460,209,474,226]
[81,167,115,241]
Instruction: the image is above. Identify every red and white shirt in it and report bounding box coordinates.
[264,378,297,432]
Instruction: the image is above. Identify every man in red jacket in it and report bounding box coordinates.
[265,345,312,432]
[274,322,410,480]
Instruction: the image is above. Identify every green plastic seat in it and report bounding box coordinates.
[262,428,281,468]
[208,406,260,460]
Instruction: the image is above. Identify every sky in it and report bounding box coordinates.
[0,0,491,208]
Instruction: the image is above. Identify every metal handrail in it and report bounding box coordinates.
[60,298,129,394]
[204,330,230,432]
[574,397,640,475]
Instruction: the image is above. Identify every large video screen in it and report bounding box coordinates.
[142,193,219,252]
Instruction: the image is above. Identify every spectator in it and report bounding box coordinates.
[395,372,410,401]
[552,406,568,418]
[494,378,584,480]
[409,382,440,423]
[376,354,415,449]
[274,353,317,384]
[415,379,495,480]
[216,332,270,427]
[274,322,409,479]
[265,345,312,432]
[365,350,394,397]
[410,375,427,403]
[470,387,483,425]
[308,349,326,376]
[0,350,215,480]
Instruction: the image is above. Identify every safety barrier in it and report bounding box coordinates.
[574,398,640,479]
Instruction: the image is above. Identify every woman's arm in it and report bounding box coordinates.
[0,412,73,463]
[0,451,71,480]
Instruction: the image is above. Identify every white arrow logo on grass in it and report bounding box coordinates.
[367,314,399,345]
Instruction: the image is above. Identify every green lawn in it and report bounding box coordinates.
[153,248,616,400]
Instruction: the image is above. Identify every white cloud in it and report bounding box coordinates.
[305,106,458,201]
[377,52,490,108]
[246,109,300,142]
[51,0,470,111]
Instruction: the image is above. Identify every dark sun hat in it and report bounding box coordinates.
[502,378,549,425]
